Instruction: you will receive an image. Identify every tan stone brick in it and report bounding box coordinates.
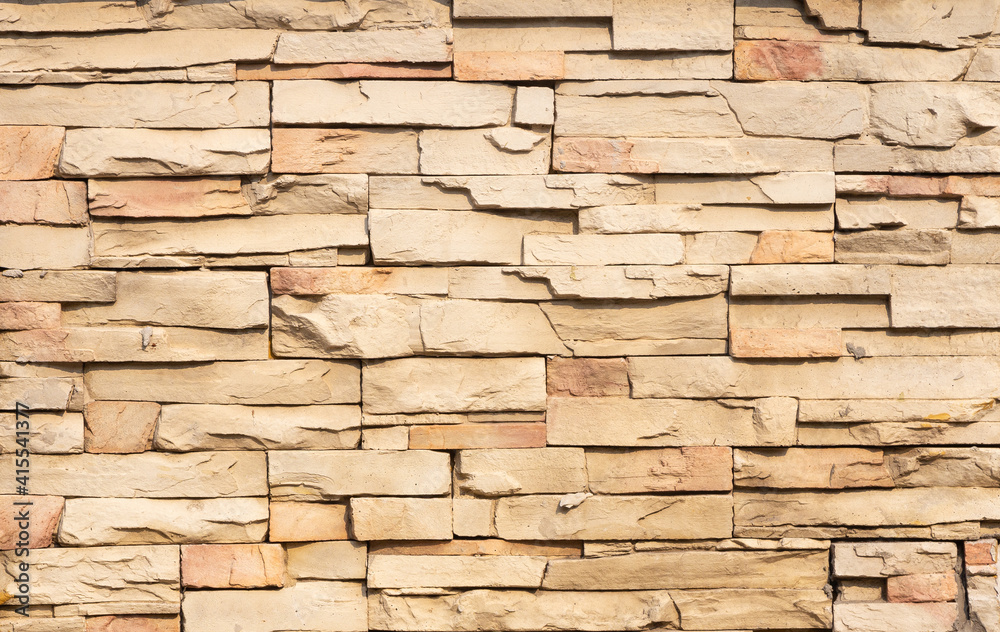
[269,450,449,500]
[419,127,551,175]
[731,264,891,296]
[88,177,251,218]
[269,502,349,542]
[368,555,547,589]
[271,127,418,174]
[563,51,733,80]
[713,80,865,139]
[734,448,893,489]
[410,423,546,450]
[0,495,63,549]
[0,412,81,454]
[547,357,629,397]
[730,328,842,358]
[835,230,951,265]
[86,615,180,632]
[0,302,59,330]
[237,62,452,81]
[181,544,285,589]
[886,573,957,603]
[966,539,998,566]
[286,541,366,580]
[452,498,494,537]
[454,51,565,81]
[274,30,452,64]
[523,234,683,265]
[0,126,63,180]
[0,271,116,303]
[832,602,958,632]
[656,172,836,205]
[0,180,86,224]
[750,230,834,263]
[455,448,585,496]
[84,401,158,454]
[183,582,365,632]
[271,267,448,296]
[350,497,452,541]
[612,0,734,51]
[862,0,996,48]
[0,225,90,269]
[587,447,733,493]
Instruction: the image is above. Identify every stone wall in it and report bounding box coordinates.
[1,0,999,630]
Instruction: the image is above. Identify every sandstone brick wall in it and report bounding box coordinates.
[2,0,1000,630]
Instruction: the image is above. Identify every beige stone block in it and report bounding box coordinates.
[750,230,834,263]
[547,396,796,447]
[553,137,833,173]
[84,401,158,454]
[0,411,82,454]
[886,573,957,603]
[969,48,1000,81]
[368,589,679,631]
[731,328,843,358]
[0,225,90,269]
[269,502,349,542]
[656,172,836,205]
[0,376,79,412]
[612,0,734,51]
[871,83,1000,148]
[269,450,450,500]
[363,357,545,414]
[419,128,551,175]
[272,267,447,296]
[409,423,547,450]
[554,93,741,138]
[0,126,62,180]
[0,30,276,72]
[454,19,610,52]
[799,399,1000,424]
[0,180,86,224]
[580,203,834,234]
[835,230,951,265]
[452,498,494,537]
[798,421,1000,447]
[446,267,554,300]
[862,0,997,48]
[0,302,59,330]
[350,497,452,540]
[454,50,565,81]
[503,265,729,299]
[803,0,859,28]
[181,544,284,589]
[673,589,832,630]
[368,555,547,589]
[85,615,180,632]
[237,62,451,81]
[543,549,828,589]
[513,86,554,126]
[85,360,360,405]
[495,494,733,540]
[832,602,958,632]
[419,299,568,355]
[0,495,63,549]
[88,177,251,218]
[362,426,410,450]
[286,541,366,580]
[58,498,268,546]
[547,357,629,397]
[274,30,452,64]
[835,144,1000,174]
[736,489,1000,530]
[0,0,145,32]
[735,40,971,81]
[369,539,578,558]
[93,214,366,258]
[523,234,683,265]
[455,0,612,17]
[892,266,1000,328]
[246,174,368,215]
[62,271,267,330]
[730,297,890,330]
[965,574,1000,632]
[59,128,268,177]
[714,80,865,139]
[0,271,115,303]
[563,51,733,80]
[456,448,585,497]
[0,545,179,606]
[363,412,544,428]
[836,198,958,230]
[587,447,734,493]
[0,82,267,128]
[684,231,759,264]
[156,404,359,451]
[960,195,1000,228]
[734,447,894,489]
[628,356,1000,400]
[271,128,418,174]
[274,80,512,127]
[953,232,1000,264]
[183,582,366,632]
[732,264,891,295]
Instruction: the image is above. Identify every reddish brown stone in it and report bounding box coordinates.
[181,543,285,588]
[886,573,958,603]
[552,138,658,173]
[750,231,834,264]
[735,41,824,81]
[84,401,160,454]
[88,177,251,218]
[547,357,629,398]
[0,495,63,549]
[86,615,180,632]
[409,423,546,450]
[0,180,87,224]
[454,51,564,81]
[0,302,60,330]
[966,539,998,566]
[237,62,452,80]
[730,328,842,358]
[269,502,349,542]
[0,126,64,181]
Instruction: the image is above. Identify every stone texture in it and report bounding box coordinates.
[731,264,891,296]
[0,495,63,549]
[350,497,452,541]
[455,448,586,496]
[409,423,547,450]
[246,174,368,215]
[272,128,418,174]
[580,203,834,233]
[861,0,999,48]
[0,180,86,224]
[0,126,63,180]
[586,447,734,493]
[522,234,683,265]
[0,225,90,270]
[832,602,958,632]
[84,401,159,453]
[612,0,734,51]
[183,582,366,632]
[656,172,836,205]
[0,271,115,303]
[88,177,251,218]
[892,266,1000,328]
[750,230,835,263]
[0,411,82,454]
[274,30,452,64]
[181,543,285,589]
[419,299,568,355]
[547,357,629,397]
[730,328,843,358]
[835,230,951,265]
[713,81,865,139]
[870,83,1000,148]
[886,573,957,603]
[419,127,551,175]
[286,540,366,580]
[269,502,349,542]
[0,302,60,330]
[368,555,547,588]
[269,450,451,499]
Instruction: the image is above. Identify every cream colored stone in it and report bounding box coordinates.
[554,93,741,138]
[835,145,1000,174]
[362,426,410,450]
[0,125,62,180]
[495,494,733,540]
[750,231,835,263]
[455,50,565,81]
[0,411,82,454]
[454,19,610,52]
[836,198,958,230]
[350,497,452,541]
[0,1,145,32]
[370,174,653,210]
[543,549,828,589]
[84,401,156,454]
[833,602,958,632]
[0,545,178,606]
[684,232,759,264]
[799,399,1000,423]
[730,297,890,330]
[183,582,366,632]
[563,51,733,80]
[92,214,366,257]
[447,267,554,300]
[286,541,366,580]
[0,82,267,128]
[58,498,268,546]
[0,452,264,497]
[960,195,1000,228]
[369,210,572,265]
[0,180,86,224]
[271,128,418,174]
[835,230,951,265]
[246,174,367,215]
[88,177,251,218]
[587,447,733,493]
[505,265,728,299]
[274,80,512,127]
[731,264,890,295]
[513,87,554,126]
[580,203,834,233]
[368,589,679,631]
[419,128,551,175]
[269,502,349,542]
[62,272,267,329]
[673,589,832,630]
[892,266,1000,328]
[523,234,683,265]
[59,128,269,177]
[275,30,452,64]
[368,555,547,589]
[453,498,494,537]
[456,448,586,496]
[804,0,859,28]
[965,574,1000,632]
[834,541,958,578]
[612,0,734,51]
[714,80,865,139]
[547,396,796,446]
[272,267,447,296]
[85,360,360,405]
[730,328,842,358]
[269,450,450,499]
[0,225,90,269]
[455,0,612,16]
[364,357,545,414]
[419,300,568,355]
[871,83,1000,148]
[0,375,79,412]
[798,421,1000,447]
[953,232,1000,264]
[409,422,546,450]
[660,172,836,205]
[734,448,893,489]
[271,294,418,359]
[862,0,998,48]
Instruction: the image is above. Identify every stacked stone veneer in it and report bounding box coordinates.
[2,1,1000,631]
